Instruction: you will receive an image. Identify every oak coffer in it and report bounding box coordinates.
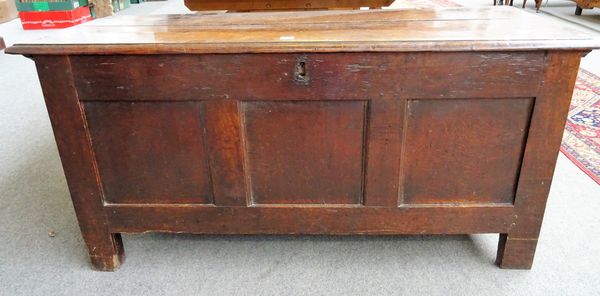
[6,7,600,271]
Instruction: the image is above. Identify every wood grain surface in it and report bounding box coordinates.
[6,7,600,55]
[8,7,599,271]
[67,52,545,101]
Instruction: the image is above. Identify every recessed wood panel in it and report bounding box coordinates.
[84,102,213,204]
[401,98,533,205]
[242,101,366,204]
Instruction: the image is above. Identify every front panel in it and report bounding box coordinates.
[401,98,534,205]
[84,101,213,204]
[74,52,543,208]
[241,101,366,205]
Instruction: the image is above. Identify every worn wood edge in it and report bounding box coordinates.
[103,202,515,208]
[491,51,583,270]
[496,235,538,269]
[89,234,125,271]
[33,55,125,271]
[105,204,516,234]
[6,40,600,56]
[510,50,584,238]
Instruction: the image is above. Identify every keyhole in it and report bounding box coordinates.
[294,60,309,85]
[296,62,306,78]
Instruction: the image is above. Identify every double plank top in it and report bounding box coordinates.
[6,7,600,55]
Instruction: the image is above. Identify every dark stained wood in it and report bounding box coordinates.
[67,53,545,101]
[401,98,534,205]
[106,204,516,235]
[7,8,599,271]
[510,51,582,239]
[184,0,395,11]
[242,101,366,205]
[34,56,123,271]
[364,98,403,206]
[496,51,583,268]
[496,235,538,269]
[5,8,600,55]
[203,100,248,206]
[84,102,213,204]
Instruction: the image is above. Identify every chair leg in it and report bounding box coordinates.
[575,6,583,15]
[522,0,527,8]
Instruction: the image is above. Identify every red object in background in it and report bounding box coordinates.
[19,6,91,30]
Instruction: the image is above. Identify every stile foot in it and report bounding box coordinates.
[496,234,538,269]
[87,234,125,272]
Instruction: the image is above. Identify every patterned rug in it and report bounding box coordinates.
[561,69,600,184]
[390,0,600,185]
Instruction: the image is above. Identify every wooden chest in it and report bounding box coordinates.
[6,7,599,271]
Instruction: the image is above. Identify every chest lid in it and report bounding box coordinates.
[6,7,600,55]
